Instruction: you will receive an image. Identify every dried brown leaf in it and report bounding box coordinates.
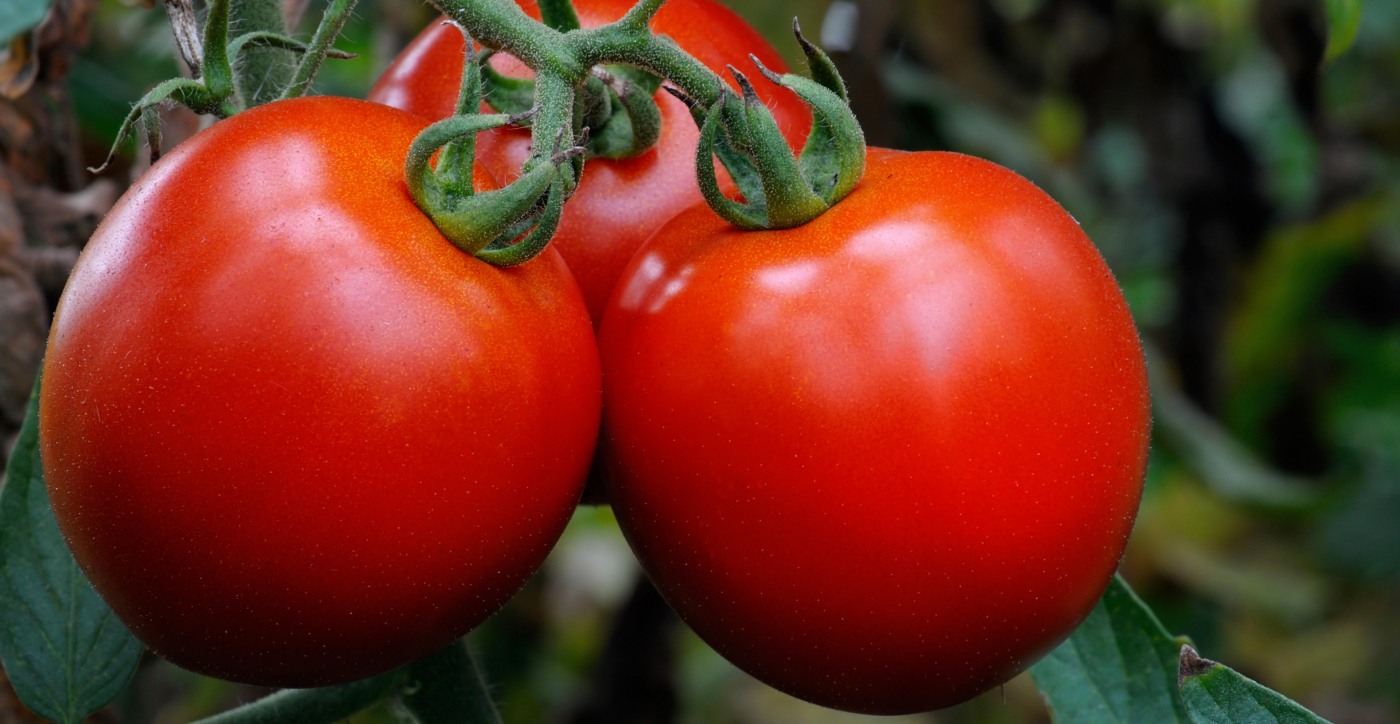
[0,33,40,100]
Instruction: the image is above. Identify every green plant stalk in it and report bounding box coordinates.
[430,0,727,108]
[527,71,578,175]
[230,0,295,107]
[436,0,583,80]
[281,0,360,100]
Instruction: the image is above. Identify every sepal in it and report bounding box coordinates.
[693,45,865,230]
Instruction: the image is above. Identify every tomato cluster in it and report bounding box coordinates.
[40,0,1149,714]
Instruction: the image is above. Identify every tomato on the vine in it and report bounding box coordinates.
[40,97,601,687]
[599,148,1150,714]
[369,0,810,323]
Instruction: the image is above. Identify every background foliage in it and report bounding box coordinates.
[1,0,1397,721]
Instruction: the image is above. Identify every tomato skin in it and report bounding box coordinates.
[39,97,601,687]
[599,148,1150,714]
[369,0,810,323]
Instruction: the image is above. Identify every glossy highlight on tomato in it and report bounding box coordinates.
[369,0,810,323]
[599,148,1151,714]
[39,97,601,687]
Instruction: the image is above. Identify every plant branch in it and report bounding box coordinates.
[430,0,584,81]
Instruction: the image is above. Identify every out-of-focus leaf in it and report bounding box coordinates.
[1317,445,1400,581]
[1225,196,1384,447]
[1178,645,1331,723]
[0,372,144,724]
[1030,576,1191,723]
[1312,321,1400,580]
[880,57,1046,173]
[1032,92,1085,161]
[1148,344,1318,509]
[0,0,49,48]
[1148,541,1330,626]
[1324,0,1363,62]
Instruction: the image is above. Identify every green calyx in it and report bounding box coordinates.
[93,0,358,173]
[406,29,585,267]
[587,65,663,158]
[694,21,865,230]
[406,112,582,265]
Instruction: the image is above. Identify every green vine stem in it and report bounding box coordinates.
[93,0,357,172]
[280,0,359,100]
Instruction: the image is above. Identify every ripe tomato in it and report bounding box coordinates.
[40,97,601,687]
[599,148,1151,714]
[369,0,810,323]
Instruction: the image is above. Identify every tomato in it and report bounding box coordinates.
[39,97,601,687]
[599,148,1150,714]
[369,0,810,323]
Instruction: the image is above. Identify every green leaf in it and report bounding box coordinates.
[1030,576,1191,723]
[0,0,50,45]
[1225,197,1381,451]
[1148,342,1318,510]
[1323,0,1363,63]
[0,370,144,724]
[1178,645,1331,723]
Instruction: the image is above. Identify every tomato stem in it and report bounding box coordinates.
[92,0,359,172]
[438,0,585,82]
[229,0,293,107]
[280,0,360,100]
[423,0,867,234]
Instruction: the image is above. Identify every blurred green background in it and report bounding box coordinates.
[16,0,1400,721]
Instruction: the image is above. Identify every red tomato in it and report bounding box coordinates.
[40,97,601,687]
[599,148,1150,714]
[370,0,810,323]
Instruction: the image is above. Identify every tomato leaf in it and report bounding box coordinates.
[0,0,50,46]
[1029,576,1191,723]
[1178,645,1330,723]
[1323,0,1363,63]
[0,370,144,724]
